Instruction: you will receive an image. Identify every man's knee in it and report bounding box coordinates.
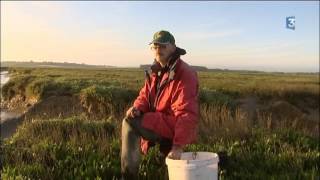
[122,116,164,144]
[122,117,130,129]
[122,118,130,133]
[122,116,142,131]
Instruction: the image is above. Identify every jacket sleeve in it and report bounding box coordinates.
[133,80,150,113]
[170,71,199,146]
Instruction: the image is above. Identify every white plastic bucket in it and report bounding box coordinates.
[166,152,219,180]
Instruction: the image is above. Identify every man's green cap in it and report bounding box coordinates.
[149,30,175,45]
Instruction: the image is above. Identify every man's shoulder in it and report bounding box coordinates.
[176,59,198,81]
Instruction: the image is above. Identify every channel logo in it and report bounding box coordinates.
[286,16,295,30]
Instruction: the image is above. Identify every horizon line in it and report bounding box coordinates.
[1,60,319,74]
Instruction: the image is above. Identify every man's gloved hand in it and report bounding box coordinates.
[126,106,142,119]
[167,145,183,160]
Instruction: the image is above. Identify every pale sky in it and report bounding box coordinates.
[1,1,319,72]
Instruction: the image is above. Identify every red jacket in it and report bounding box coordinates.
[133,54,199,154]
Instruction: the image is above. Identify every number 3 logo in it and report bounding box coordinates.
[286,16,295,30]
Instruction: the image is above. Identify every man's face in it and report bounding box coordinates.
[151,43,176,66]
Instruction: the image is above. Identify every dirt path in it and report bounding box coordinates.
[1,114,23,139]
